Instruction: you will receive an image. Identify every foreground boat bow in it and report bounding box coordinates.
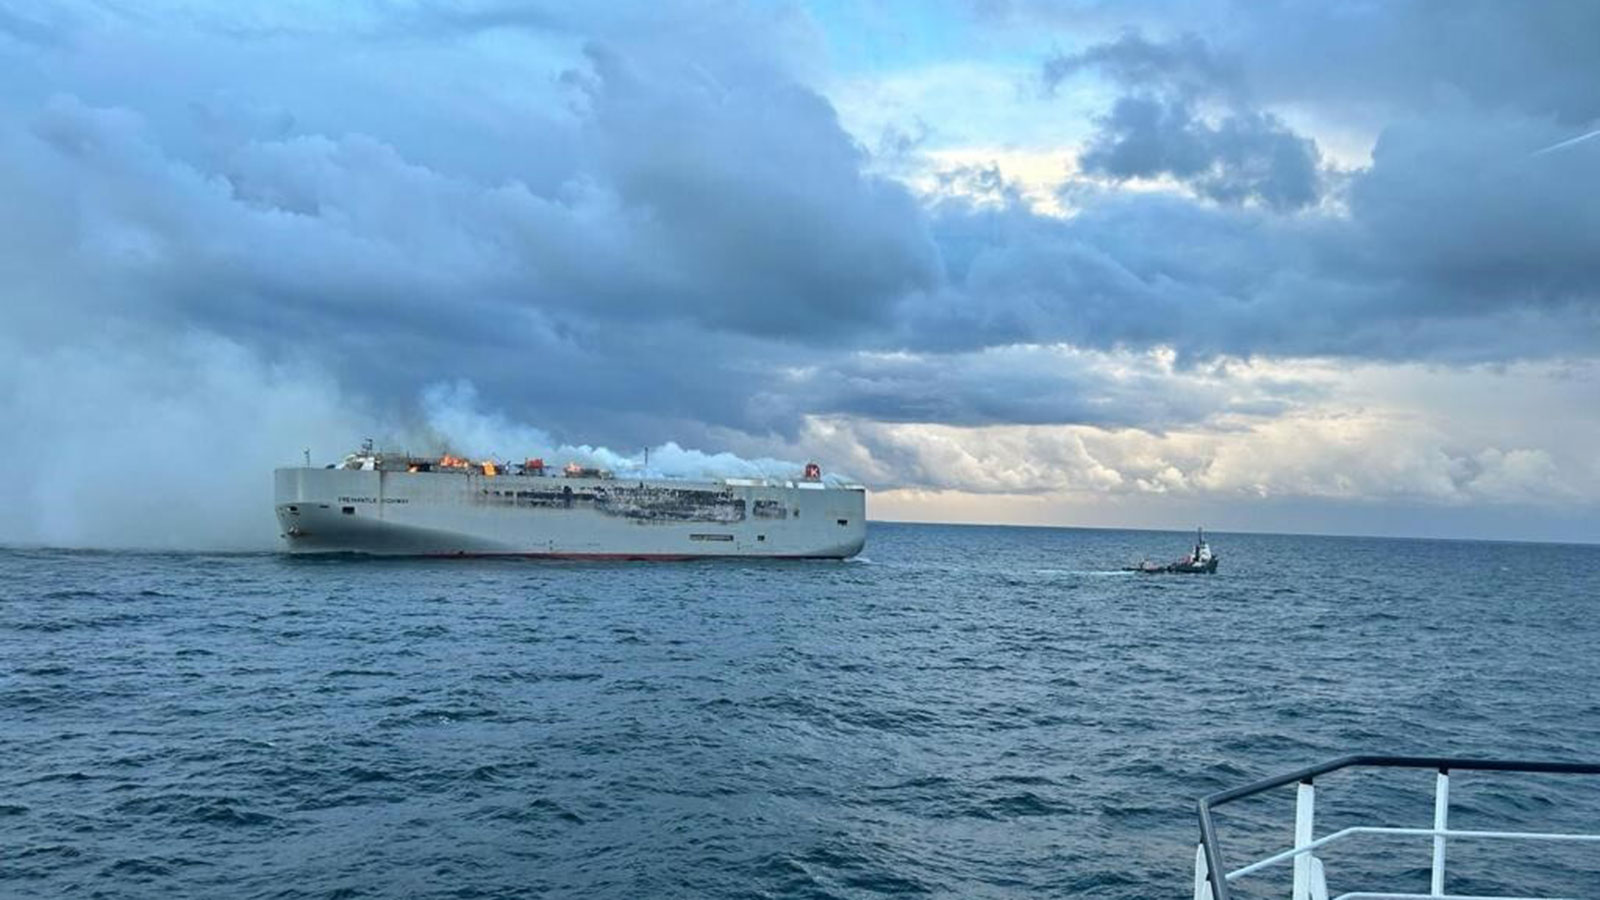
[1194,755,1600,900]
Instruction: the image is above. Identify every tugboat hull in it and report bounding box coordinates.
[1125,557,1219,574]
[1124,528,1220,573]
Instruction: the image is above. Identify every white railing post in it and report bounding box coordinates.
[1293,779,1316,900]
[1309,856,1329,900]
[1431,768,1450,896]
[1195,843,1214,900]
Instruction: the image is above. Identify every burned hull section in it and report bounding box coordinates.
[274,467,866,559]
[476,484,749,523]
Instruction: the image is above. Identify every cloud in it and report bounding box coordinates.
[1343,111,1600,313]
[805,358,1600,508]
[1038,30,1324,210]
[0,4,68,48]
[1013,2,1600,123]
[0,12,936,441]
[0,1,1596,546]
[1041,30,1235,99]
[1079,95,1322,210]
[1225,1,1600,125]
[17,68,934,347]
[569,42,941,338]
[794,345,1312,428]
[906,102,1599,363]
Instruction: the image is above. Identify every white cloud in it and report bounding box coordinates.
[828,60,1100,154]
[916,147,1077,215]
[795,356,1600,517]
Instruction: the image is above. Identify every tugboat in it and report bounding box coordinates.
[1125,528,1219,574]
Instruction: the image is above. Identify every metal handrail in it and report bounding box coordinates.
[1195,756,1600,900]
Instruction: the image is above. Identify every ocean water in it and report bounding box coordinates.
[2,523,1599,899]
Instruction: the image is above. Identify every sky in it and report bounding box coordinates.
[0,0,1597,548]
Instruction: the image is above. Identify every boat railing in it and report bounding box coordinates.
[1194,755,1600,900]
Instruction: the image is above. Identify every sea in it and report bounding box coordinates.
[3,523,1599,899]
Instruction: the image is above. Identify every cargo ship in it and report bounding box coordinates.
[273,442,867,559]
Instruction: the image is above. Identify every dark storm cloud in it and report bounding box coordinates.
[1225,0,1600,125]
[1041,29,1321,210]
[0,4,67,48]
[909,109,1600,363]
[122,41,931,346]
[0,2,939,450]
[1344,114,1600,311]
[1041,30,1235,99]
[1079,95,1321,210]
[794,347,1310,429]
[569,42,940,337]
[953,3,1599,360]
[1023,1,1600,124]
[912,192,1299,357]
[2,93,829,445]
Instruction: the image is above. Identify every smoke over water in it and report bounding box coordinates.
[0,351,821,551]
[0,331,363,550]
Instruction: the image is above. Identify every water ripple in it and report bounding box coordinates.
[1,526,1597,897]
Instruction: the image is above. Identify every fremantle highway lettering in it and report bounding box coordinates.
[338,497,410,504]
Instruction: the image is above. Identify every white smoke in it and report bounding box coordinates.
[0,329,373,550]
[0,363,847,551]
[413,381,831,483]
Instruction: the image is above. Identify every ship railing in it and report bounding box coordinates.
[1194,755,1600,900]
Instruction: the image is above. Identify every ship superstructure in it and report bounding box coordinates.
[274,444,866,559]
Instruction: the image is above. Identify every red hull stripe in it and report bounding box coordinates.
[413,551,847,561]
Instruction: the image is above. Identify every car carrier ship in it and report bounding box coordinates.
[274,442,867,559]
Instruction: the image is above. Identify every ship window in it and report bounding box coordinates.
[757,535,766,542]
[837,518,848,526]
[287,505,299,513]
[342,506,356,515]
[689,533,735,542]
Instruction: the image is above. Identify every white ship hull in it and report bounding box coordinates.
[274,467,867,559]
